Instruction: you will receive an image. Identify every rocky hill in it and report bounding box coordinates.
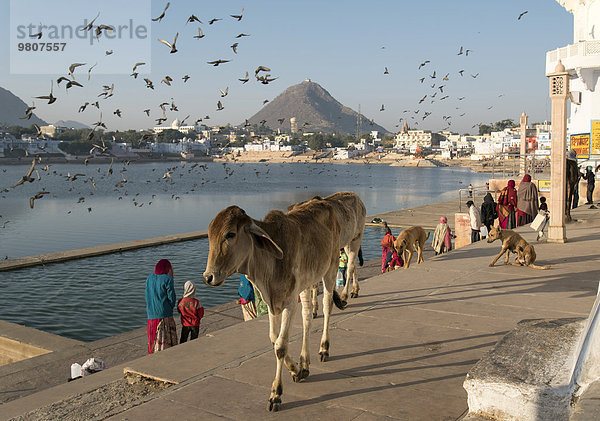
[246,79,389,135]
[0,86,46,127]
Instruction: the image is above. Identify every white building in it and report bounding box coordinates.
[546,0,600,152]
[153,119,198,134]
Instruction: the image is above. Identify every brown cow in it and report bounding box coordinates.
[203,201,346,412]
[288,192,366,303]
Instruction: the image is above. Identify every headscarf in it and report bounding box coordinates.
[522,174,532,183]
[238,274,255,302]
[506,180,518,206]
[507,179,516,189]
[483,192,494,204]
[439,216,447,224]
[154,259,173,276]
[183,281,196,298]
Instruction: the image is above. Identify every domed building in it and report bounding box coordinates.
[153,118,198,135]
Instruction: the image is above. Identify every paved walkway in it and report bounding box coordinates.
[4,205,600,420]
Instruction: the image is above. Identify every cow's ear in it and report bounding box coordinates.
[247,223,284,259]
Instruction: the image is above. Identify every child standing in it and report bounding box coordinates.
[537,197,549,241]
[177,281,204,343]
[337,248,348,288]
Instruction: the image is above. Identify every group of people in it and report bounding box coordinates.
[145,259,205,354]
[466,174,549,243]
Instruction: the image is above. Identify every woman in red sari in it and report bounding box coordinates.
[497,180,518,229]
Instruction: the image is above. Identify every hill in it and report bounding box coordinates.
[54,120,90,129]
[246,79,389,135]
[0,86,46,127]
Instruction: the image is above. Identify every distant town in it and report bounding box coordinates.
[0,116,552,164]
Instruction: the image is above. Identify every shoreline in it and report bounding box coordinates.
[0,151,503,173]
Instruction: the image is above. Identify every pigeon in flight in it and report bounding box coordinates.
[158,33,178,53]
[518,11,528,20]
[152,2,170,22]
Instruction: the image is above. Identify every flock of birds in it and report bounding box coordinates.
[1,158,384,217]
[21,3,280,144]
[18,4,535,140]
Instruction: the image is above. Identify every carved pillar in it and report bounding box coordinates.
[546,60,569,243]
[520,112,528,175]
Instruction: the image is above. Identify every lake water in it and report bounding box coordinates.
[0,161,489,341]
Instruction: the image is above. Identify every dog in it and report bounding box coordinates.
[393,226,430,269]
[487,226,550,270]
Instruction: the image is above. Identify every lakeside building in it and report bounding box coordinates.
[546,0,600,157]
[149,138,210,155]
[153,119,198,135]
[393,128,443,151]
[0,132,64,157]
[39,125,68,138]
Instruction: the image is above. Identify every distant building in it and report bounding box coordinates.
[40,125,67,138]
[290,117,298,134]
[153,119,197,134]
[393,128,443,150]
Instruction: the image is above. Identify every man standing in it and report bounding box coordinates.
[467,200,481,243]
[582,166,596,205]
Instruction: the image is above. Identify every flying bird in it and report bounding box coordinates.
[35,80,57,104]
[105,50,113,55]
[217,100,224,111]
[384,67,389,74]
[238,71,249,83]
[262,99,269,105]
[518,10,528,20]
[186,14,202,24]
[81,12,100,32]
[471,73,479,78]
[152,2,170,22]
[158,33,178,53]
[87,63,97,80]
[132,62,146,72]
[418,60,430,69]
[380,104,385,111]
[143,109,151,116]
[144,78,154,89]
[231,42,238,54]
[11,159,37,188]
[207,59,230,66]
[457,46,464,55]
[30,23,43,39]
[29,191,49,209]
[230,7,244,21]
[161,75,173,86]
[235,33,250,38]
[182,75,190,82]
[219,87,229,97]
[193,27,205,39]
[68,62,86,79]
[208,18,222,24]
[114,109,122,118]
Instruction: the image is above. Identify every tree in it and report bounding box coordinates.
[156,129,184,142]
[307,133,325,151]
[479,124,492,136]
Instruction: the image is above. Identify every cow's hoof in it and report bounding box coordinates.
[293,368,310,382]
[350,292,358,298]
[312,312,317,319]
[488,264,494,267]
[267,397,281,412]
[319,351,329,362]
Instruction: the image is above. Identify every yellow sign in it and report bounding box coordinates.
[592,121,600,155]
[571,133,590,157]
[538,180,551,192]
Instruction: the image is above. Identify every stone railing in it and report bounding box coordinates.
[547,40,600,62]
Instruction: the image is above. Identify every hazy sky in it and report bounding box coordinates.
[0,0,573,135]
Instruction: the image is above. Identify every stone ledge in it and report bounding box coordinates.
[464,318,586,420]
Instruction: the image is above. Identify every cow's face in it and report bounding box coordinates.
[203,206,283,287]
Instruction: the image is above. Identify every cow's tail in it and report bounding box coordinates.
[358,247,364,266]
[425,231,431,242]
[332,290,347,310]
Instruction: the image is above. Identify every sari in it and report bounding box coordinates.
[497,180,518,229]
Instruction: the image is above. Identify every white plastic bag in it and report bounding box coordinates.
[530,212,547,231]
[480,225,488,238]
[82,358,106,375]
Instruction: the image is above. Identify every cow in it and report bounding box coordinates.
[203,201,346,412]
[288,192,366,304]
